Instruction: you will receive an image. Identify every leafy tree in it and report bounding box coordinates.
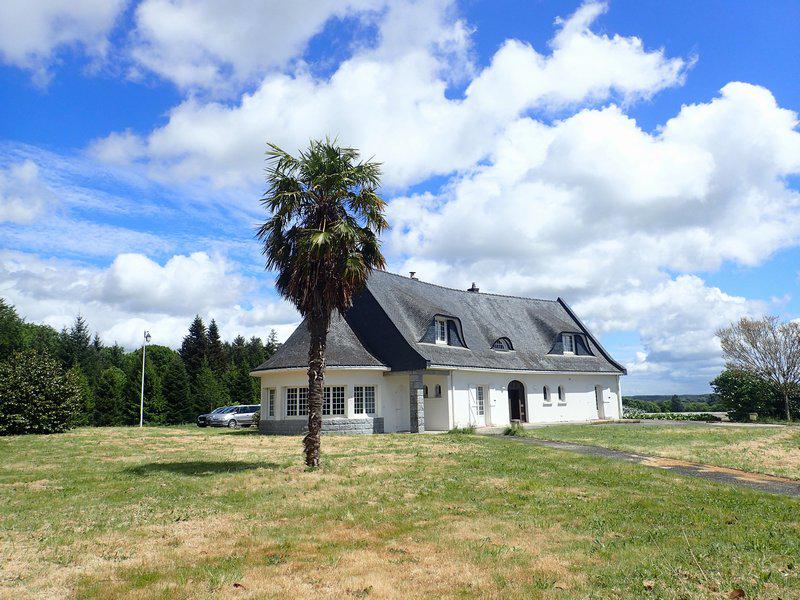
[0,299,24,361]
[93,367,127,426]
[711,369,780,422]
[717,316,800,421]
[21,322,60,357]
[0,349,81,435]
[257,139,387,467]
[192,363,230,415]
[163,354,191,423]
[206,319,228,375]
[668,395,684,412]
[180,316,208,381]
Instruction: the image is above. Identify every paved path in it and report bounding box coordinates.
[486,434,800,498]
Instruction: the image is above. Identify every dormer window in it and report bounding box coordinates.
[435,318,448,344]
[562,333,576,355]
[491,337,513,351]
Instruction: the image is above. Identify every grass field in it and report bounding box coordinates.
[1,427,799,599]
[522,423,800,480]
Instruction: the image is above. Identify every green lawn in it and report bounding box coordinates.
[1,427,799,599]
[522,422,800,480]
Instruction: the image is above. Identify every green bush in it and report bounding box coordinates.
[252,411,260,426]
[0,349,81,435]
[623,409,721,422]
[503,422,525,436]
[710,369,797,422]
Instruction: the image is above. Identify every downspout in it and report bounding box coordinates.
[448,370,455,430]
[616,376,623,419]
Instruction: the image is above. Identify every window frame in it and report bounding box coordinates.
[354,385,376,416]
[285,387,309,417]
[562,333,576,355]
[435,317,448,345]
[543,385,551,405]
[476,385,485,416]
[322,386,346,417]
[434,384,442,398]
[557,385,566,404]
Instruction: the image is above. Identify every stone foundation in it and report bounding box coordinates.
[259,417,384,435]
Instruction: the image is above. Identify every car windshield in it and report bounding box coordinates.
[211,407,227,414]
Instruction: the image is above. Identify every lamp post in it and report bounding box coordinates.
[140,330,151,427]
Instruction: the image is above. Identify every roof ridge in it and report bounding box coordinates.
[376,269,559,304]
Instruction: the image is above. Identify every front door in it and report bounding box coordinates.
[508,380,527,422]
[595,386,605,419]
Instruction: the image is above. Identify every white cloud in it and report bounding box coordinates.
[0,250,298,349]
[0,160,55,223]
[129,0,387,92]
[93,0,687,189]
[0,0,126,85]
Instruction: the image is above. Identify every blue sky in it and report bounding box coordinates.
[1,0,799,394]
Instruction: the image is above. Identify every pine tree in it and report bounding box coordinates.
[192,363,230,415]
[162,354,191,423]
[180,316,208,381]
[230,364,255,405]
[93,366,126,426]
[124,349,165,425]
[68,365,94,426]
[207,319,228,375]
[265,329,279,358]
[229,335,248,368]
[246,336,266,370]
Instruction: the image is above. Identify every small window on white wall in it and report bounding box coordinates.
[423,385,429,398]
[562,333,575,354]
[558,385,565,404]
[354,386,376,415]
[543,386,551,405]
[435,384,442,398]
[476,386,485,416]
[268,389,275,417]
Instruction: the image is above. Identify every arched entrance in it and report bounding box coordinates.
[508,380,527,422]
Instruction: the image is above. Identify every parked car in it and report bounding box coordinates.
[196,406,230,428]
[208,404,260,428]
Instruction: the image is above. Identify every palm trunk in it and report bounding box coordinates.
[784,389,792,423]
[304,310,329,467]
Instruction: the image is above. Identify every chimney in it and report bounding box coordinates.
[468,282,480,293]
[409,271,417,280]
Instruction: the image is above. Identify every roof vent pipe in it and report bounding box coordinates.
[409,271,417,280]
[468,282,480,293]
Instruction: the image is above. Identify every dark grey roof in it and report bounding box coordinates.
[361,270,625,374]
[252,271,625,375]
[251,311,386,372]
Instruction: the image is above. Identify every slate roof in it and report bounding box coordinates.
[251,310,386,372]
[252,271,625,375]
[362,270,625,374]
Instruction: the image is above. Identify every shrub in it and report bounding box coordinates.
[503,422,525,436]
[711,369,783,422]
[0,349,81,435]
[252,411,260,426]
[623,409,721,422]
[448,426,476,434]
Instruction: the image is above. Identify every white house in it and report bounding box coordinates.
[251,270,625,434]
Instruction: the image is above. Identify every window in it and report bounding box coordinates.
[434,384,442,398]
[323,386,346,416]
[562,333,575,354]
[354,386,376,415]
[436,318,448,344]
[491,337,513,351]
[558,385,565,404]
[423,385,429,398]
[268,389,275,417]
[286,387,309,417]
[476,386,485,416]
[543,386,551,405]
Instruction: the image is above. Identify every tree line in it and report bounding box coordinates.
[0,298,278,433]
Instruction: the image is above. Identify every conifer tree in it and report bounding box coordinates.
[207,319,228,375]
[0,299,24,361]
[180,316,208,381]
[93,366,126,426]
[162,354,191,423]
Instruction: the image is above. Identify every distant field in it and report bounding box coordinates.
[524,423,800,480]
[1,427,799,598]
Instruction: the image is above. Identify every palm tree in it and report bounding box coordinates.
[257,139,387,467]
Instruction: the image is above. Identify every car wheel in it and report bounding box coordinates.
[227,419,238,429]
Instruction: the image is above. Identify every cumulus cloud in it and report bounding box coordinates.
[0,160,55,223]
[0,250,298,349]
[91,0,687,188]
[0,0,126,85]
[129,0,387,91]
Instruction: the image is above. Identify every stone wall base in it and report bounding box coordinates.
[259,417,384,435]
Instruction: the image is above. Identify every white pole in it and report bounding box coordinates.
[139,331,148,427]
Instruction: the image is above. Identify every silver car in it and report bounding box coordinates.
[209,405,260,428]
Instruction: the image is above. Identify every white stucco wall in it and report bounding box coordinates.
[255,367,621,433]
[449,371,621,428]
